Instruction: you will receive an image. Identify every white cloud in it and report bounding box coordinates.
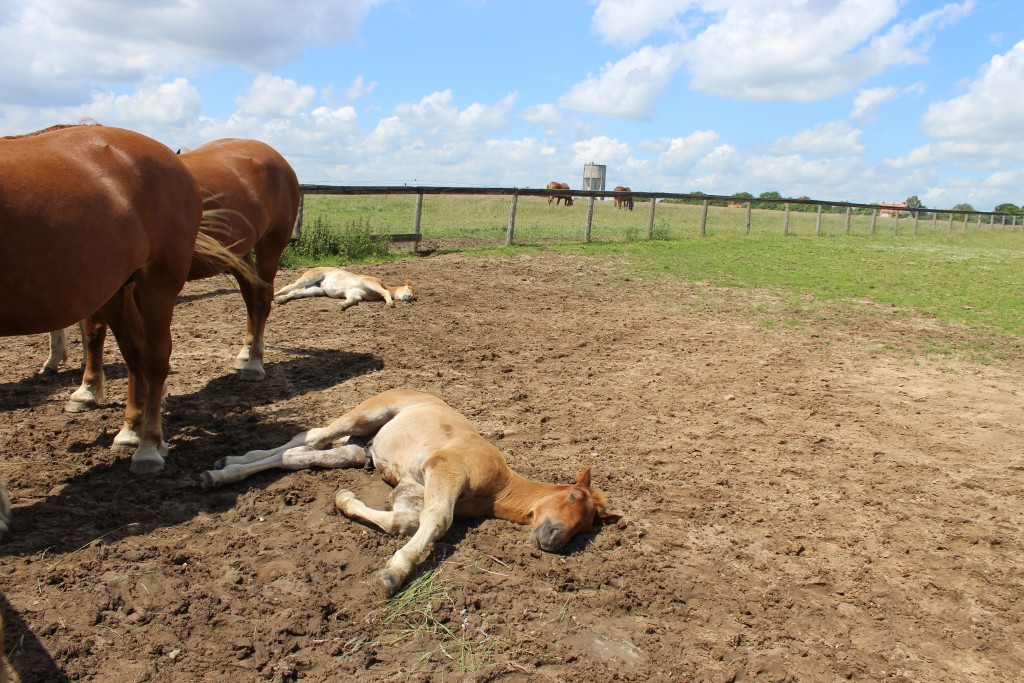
[346,75,377,100]
[773,121,865,157]
[558,44,686,119]
[572,136,631,169]
[236,74,316,119]
[521,103,563,130]
[591,0,692,45]
[921,39,1024,152]
[656,130,719,172]
[680,0,972,101]
[0,0,383,106]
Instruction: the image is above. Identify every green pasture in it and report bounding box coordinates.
[290,193,1024,356]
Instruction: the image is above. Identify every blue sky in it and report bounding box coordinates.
[2,0,1022,210]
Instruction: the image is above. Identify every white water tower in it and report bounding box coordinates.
[583,162,606,193]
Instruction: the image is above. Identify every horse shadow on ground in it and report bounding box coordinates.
[0,348,382,560]
[1,592,69,683]
[0,365,87,411]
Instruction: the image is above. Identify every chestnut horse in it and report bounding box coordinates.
[546,181,574,206]
[613,186,634,210]
[1,124,257,486]
[200,389,622,596]
[46,139,300,401]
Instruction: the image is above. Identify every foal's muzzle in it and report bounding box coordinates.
[532,520,567,552]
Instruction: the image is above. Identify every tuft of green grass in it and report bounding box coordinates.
[280,215,392,267]
[346,566,530,674]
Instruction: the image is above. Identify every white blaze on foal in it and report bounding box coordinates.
[273,267,415,310]
[201,388,622,596]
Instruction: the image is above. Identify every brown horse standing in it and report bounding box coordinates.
[546,181,574,207]
[613,186,634,210]
[1,125,256,491]
[50,138,300,406]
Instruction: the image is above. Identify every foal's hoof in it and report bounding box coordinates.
[334,489,356,513]
[236,367,266,382]
[129,445,166,475]
[39,365,58,376]
[198,471,216,491]
[375,569,401,598]
[65,397,98,413]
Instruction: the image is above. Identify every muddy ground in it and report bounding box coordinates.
[1,251,1022,682]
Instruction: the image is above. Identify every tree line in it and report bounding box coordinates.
[660,191,1022,215]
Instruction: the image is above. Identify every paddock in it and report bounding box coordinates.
[0,252,1021,681]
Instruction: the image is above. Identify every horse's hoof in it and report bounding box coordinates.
[236,367,266,382]
[375,569,401,598]
[65,397,97,413]
[198,471,215,491]
[213,457,227,469]
[129,451,165,475]
[39,365,58,376]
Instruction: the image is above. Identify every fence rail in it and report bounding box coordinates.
[294,185,1020,246]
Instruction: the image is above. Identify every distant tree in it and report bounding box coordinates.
[733,191,754,200]
[757,191,782,210]
[951,203,975,213]
[994,202,1021,214]
[686,190,708,206]
[905,195,924,210]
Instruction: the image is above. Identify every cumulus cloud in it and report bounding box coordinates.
[656,130,720,172]
[558,44,686,119]
[236,74,317,119]
[346,75,377,100]
[591,0,692,45]
[680,0,972,101]
[921,39,1024,151]
[773,121,865,157]
[0,0,382,106]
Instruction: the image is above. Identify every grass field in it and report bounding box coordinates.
[293,193,1024,350]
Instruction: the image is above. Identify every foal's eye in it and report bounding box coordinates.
[568,491,579,503]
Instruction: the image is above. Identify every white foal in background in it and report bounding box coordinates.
[201,389,621,596]
[273,267,415,311]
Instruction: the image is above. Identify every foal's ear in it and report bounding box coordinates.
[575,466,593,489]
[591,488,625,523]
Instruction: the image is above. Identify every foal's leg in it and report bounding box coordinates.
[200,443,366,490]
[370,460,469,596]
[0,479,11,540]
[273,286,325,305]
[335,480,425,537]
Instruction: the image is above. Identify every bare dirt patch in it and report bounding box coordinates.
[1,251,1022,682]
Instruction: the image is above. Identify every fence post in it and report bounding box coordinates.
[913,211,919,235]
[585,196,595,242]
[931,212,937,232]
[845,206,851,235]
[413,192,424,236]
[948,213,954,232]
[815,205,822,236]
[894,210,900,235]
[745,202,751,234]
[963,213,969,231]
[870,208,877,235]
[700,200,709,236]
[647,197,656,238]
[506,192,517,245]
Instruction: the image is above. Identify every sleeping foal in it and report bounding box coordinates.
[201,389,621,596]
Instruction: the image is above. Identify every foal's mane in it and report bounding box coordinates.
[2,120,102,140]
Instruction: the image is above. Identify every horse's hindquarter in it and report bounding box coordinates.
[0,127,200,333]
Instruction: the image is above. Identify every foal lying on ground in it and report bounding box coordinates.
[201,389,621,596]
[273,267,415,310]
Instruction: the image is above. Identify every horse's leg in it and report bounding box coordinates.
[98,286,146,452]
[0,479,11,540]
[372,460,469,596]
[335,480,424,537]
[231,255,268,381]
[200,442,365,490]
[66,316,107,413]
[41,328,68,375]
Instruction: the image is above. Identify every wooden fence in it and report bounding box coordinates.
[294,185,1021,247]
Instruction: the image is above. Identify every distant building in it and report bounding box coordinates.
[879,202,908,218]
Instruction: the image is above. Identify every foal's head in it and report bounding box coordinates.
[389,280,416,302]
[530,466,622,552]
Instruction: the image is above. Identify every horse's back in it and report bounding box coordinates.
[0,125,201,334]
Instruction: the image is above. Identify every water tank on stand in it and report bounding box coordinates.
[583,163,607,195]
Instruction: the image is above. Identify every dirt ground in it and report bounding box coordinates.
[1,251,1022,682]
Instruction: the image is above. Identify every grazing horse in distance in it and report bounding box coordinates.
[546,181,574,207]
[613,186,634,211]
[1,124,258,484]
[48,138,300,404]
[201,389,623,596]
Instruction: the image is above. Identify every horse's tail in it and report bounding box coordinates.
[195,206,264,289]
